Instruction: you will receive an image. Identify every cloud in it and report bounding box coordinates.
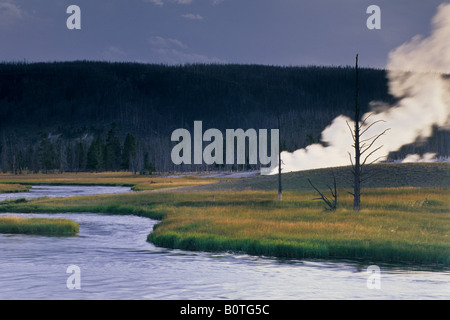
[144,0,193,5]
[181,13,203,20]
[144,0,164,5]
[148,35,225,64]
[103,46,127,61]
[0,1,23,26]
[144,0,164,6]
[149,36,187,49]
[152,48,225,64]
[212,0,225,5]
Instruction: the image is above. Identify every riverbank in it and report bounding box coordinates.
[0,184,31,193]
[0,186,448,266]
[0,216,79,236]
[0,172,221,191]
[148,188,449,266]
[0,164,449,266]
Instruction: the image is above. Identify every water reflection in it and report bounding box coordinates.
[0,185,131,201]
[0,212,448,300]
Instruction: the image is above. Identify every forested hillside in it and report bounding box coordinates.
[0,61,448,173]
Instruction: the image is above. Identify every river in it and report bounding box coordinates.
[0,185,132,201]
[0,186,448,300]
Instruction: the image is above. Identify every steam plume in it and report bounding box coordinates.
[269,3,450,175]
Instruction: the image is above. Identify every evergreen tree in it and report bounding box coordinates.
[142,151,156,174]
[59,141,68,173]
[86,136,104,172]
[104,123,122,171]
[1,133,8,173]
[121,133,136,173]
[74,140,85,173]
[38,134,56,173]
[27,145,39,173]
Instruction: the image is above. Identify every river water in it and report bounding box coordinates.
[0,185,132,201]
[0,186,448,300]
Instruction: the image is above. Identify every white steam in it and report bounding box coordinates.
[402,153,438,163]
[269,3,450,175]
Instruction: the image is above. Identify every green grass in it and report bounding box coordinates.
[146,188,450,265]
[0,163,448,266]
[0,172,220,191]
[0,183,31,193]
[0,216,79,236]
[0,186,448,266]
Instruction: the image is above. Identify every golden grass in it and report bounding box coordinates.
[0,170,448,264]
[147,188,450,264]
[131,176,221,191]
[0,183,31,193]
[0,172,221,191]
[0,216,79,236]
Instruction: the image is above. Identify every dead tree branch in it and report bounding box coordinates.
[308,175,337,211]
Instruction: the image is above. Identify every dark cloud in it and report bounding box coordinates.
[0,0,445,67]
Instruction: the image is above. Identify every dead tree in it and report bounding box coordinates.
[278,116,282,201]
[347,54,390,211]
[308,174,337,211]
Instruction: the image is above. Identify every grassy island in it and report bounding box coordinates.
[0,216,79,236]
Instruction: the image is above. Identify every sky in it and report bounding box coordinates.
[0,0,447,68]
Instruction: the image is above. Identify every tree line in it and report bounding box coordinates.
[0,61,448,174]
[1,124,155,174]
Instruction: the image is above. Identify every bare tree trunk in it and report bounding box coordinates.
[353,54,361,211]
[348,54,389,211]
[278,116,282,201]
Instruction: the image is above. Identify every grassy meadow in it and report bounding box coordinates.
[147,188,449,265]
[0,172,220,191]
[190,162,450,192]
[0,163,448,265]
[0,183,31,193]
[0,216,79,236]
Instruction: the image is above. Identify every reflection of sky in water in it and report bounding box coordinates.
[0,212,448,300]
[0,185,131,201]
